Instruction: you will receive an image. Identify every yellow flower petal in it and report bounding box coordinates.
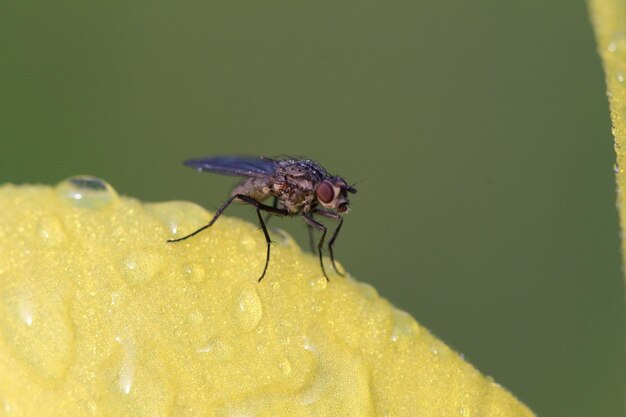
[589,0,626,266]
[0,177,533,416]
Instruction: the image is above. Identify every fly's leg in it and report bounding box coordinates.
[327,217,344,276]
[232,195,289,281]
[307,223,316,253]
[303,214,329,281]
[167,194,239,242]
[168,194,289,282]
[254,206,272,281]
[314,209,344,276]
[263,196,278,225]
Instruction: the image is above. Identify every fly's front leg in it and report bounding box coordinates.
[302,214,329,281]
[314,209,344,276]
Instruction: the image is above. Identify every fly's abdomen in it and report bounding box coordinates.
[230,177,272,202]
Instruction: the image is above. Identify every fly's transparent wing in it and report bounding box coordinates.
[183,156,277,178]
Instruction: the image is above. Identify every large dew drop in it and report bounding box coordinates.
[56,176,118,209]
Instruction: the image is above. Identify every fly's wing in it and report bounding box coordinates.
[183,156,277,178]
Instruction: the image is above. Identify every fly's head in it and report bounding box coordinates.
[315,177,357,213]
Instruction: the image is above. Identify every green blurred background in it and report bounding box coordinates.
[0,1,623,416]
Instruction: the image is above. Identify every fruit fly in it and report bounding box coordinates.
[167,156,357,281]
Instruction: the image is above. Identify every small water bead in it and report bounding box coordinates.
[145,201,209,238]
[182,263,205,283]
[120,250,161,284]
[37,216,66,246]
[390,308,420,342]
[235,287,263,331]
[357,282,378,300]
[18,299,33,327]
[1,398,24,417]
[240,234,258,250]
[277,357,293,376]
[196,339,231,360]
[86,400,98,415]
[608,32,626,54]
[100,336,175,417]
[459,405,472,417]
[56,176,118,209]
[187,309,204,324]
[0,284,75,382]
[309,275,327,291]
[272,228,296,247]
[114,335,135,395]
[429,340,448,357]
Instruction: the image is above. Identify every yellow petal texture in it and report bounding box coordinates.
[0,177,533,417]
[589,0,626,267]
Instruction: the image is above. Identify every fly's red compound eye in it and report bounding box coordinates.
[316,181,335,204]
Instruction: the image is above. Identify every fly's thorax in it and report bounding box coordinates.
[271,181,316,214]
[277,159,327,181]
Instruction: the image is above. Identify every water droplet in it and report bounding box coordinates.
[1,398,24,417]
[309,275,327,291]
[145,201,210,239]
[196,339,231,360]
[120,250,161,284]
[608,32,626,53]
[277,357,292,376]
[86,400,98,415]
[357,282,378,300]
[459,405,472,417]
[114,335,135,395]
[37,216,66,246]
[0,284,75,383]
[214,336,372,415]
[56,176,118,209]
[188,309,204,324]
[332,261,346,276]
[235,287,263,331]
[487,376,501,388]
[302,337,317,353]
[110,291,121,306]
[183,263,205,283]
[240,235,257,250]
[99,335,175,416]
[272,228,296,247]
[429,340,448,357]
[15,291,33,327]
[390,308,419,342]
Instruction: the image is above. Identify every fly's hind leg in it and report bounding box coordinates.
[168,194,289,282]
[167,194,240,242]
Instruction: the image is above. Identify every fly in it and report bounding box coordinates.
[167,156,357,282]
